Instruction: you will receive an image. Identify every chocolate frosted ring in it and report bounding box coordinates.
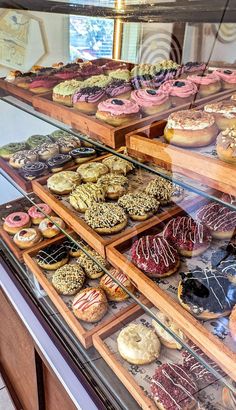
[70,147,96,158]
[21,162,48,180]
[47,154,72,169]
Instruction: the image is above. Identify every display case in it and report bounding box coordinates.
[1,1,236,409]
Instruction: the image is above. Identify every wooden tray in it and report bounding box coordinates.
[0,194,68,262]
[106,206,236,380]
[0,77,41,104]
[23,235,142,349]
[126,93,236,196]
[93,304,227,410]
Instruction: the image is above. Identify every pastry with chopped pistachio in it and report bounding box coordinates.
[118,192,159,220]
[102,155,134,175]
[77,248,108,279]
[69,183,106,212]
[85,203,128,234]
[52,263,85,295]
[145,176,185,205]
[97,173,128,199]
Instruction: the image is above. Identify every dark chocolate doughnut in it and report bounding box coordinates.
[21,162,48,180]
[47,154,72,171]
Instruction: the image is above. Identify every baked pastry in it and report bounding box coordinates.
[96,98,141,126]
[162,216,212,257]
[21,162,49,180]
[216,127,236,164]
[28,76,59,93]
[13,228,42,249]
[159,79,198,106]
[70,147,97,164]
[9,150,39,169]
[72,287,108,323]
[79,65,104,79]
[103,60,128,75]
[5,70,22,82]
[108,69,131,82]
[28,203,52,224]
[52,264,85,295]
[187,73,221,96]
[50,130,75,141]
[69,183,106,212]
[131,89,171,116]
[57,136,81,154]
[222,387,236,410]
[99,268,135,301]
[220,192,236,206]
[36,244,69,270]
[152,312,185,349]
[37,143,59,161]
[204,101,236,130]
[77,248,108,279]
[73,86,106,115]
[164,110,218,147]
[38,217,65,238]
[82,74,111,88]
[131,234,180,277]
[15,73,36,89]
[196,202,236,239]
[97,174,128,199]
[230,305,236,345]
[117,324,161,365]
[26,134,52,148]
[77,161,109,183]
[214,68,236,90]
[0,142,28,160]
[52,79,83,106]
[106,79,132,100]
[85,203,128,234]
[47,154,72,172]
[102,155,134,175]
[178,267,234,319]
[182,61,207,77]
[3,212,31,235]
[64,237,87,257]
[146,176,185,205]
[118,192,159,221]
[151,363,198,410]
[182,340,225,383]
[47,171,81,195]
[211,239,236,284]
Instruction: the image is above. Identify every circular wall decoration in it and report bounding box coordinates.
[211,23,236,43]
[138,29,182,64]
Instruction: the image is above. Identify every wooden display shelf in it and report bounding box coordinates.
[23,235,141,349]
[0,77,43,104]
[126,93,236,196]
[106,206,236,380]
[0,195,68,262]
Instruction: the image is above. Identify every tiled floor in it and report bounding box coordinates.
[0,374,16,410]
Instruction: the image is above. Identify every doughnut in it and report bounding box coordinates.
[102,155,134,175]
[151,363,198,410]
[229,306,236,342]
[5,70,22,82]
[164,109,218,147]
[77,161,109,183]
[21,162,49,180]
[36,244,69,270]
[29,76,59,93]
[204,101,236,130]
[182,340,225,383]
[26,134,52,149]
[50,130,74,141]
[99,268,135,301]
[106,79,132,100]
[52,264,85,295]
[159,79,198,106]
[84,203,128,234]
[9,150,39,169]
[146,176,185,205]
[69,183,106,213]
[70,147,97,164]
[47,154,72,172]
[77,248,108,279]
[73,86,107,115]
[117,323,161,365]
[57,136,81,154]
[13,228,42,249]
[131,234,180,278]
[37,143,59,161]
[103,60,128,75]
[216,127,236,164]
[152,311,185,349]
[3,212,31,235]
[182,61,207,77]
[96,98,141,127]
[38,217,65,238]
[52,79,83,106]
[222,387,236,409]
[178,267,235,319]
[72,287,108,323]
[187,73,221,97]
[97,173,128,200]
[0,142,28,160]
[79,65,105,79]
[47,171,81,195]
[214,68,236,90]
[211,238,236,284]
[28,203,52,225]
[196,202,236,239]
[64,237,87,257]
[118,192,159,221]
[162,216,212,257]
[131,88,171,116]
[220,192,236,206]
[108,69,131,81]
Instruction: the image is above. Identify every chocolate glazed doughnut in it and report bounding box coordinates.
[21,162,49,180]
[47,154,72,172]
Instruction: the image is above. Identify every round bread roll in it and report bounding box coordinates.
[99,268,135,301]
[47,171,81,194]
[152,312,185,349]
[72,287,108,322]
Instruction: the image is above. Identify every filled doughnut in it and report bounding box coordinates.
[28,203,52,225]
[196,202,236,239]
[36,244,69,270]
[38,217,65,238]
[72,287,108,323]
[13,228,42,249]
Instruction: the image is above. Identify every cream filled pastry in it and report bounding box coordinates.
[159,79,198,106]
[38,216,65,238]
[73,86,106,115]
[96,98,141,126]
[204,101,236,130]
[187,73,221,96]
[131,89,171,116]
[216,127,236,163]
[13,228,42,249]
[214,69,236,89]
[196,202,236,239]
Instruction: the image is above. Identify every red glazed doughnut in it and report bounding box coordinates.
[196,202,236,239]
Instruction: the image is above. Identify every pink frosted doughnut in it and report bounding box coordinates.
[4,212,30,228]
[28,203,51,219]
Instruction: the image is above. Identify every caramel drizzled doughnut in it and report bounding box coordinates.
[97,173,128,199]
[131,234,180,277]
[72,287,108,323]
[146,176,184,205]
[52,263,85,295]
[100,268,135,301]
[9,150,39,169]
[84,203,128,234]
[118,192,159,220]
[196,202,236,239]
[102,155,134,175]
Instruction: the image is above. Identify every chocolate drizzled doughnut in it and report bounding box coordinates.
[21,162,48,180]
[47,154,72,170]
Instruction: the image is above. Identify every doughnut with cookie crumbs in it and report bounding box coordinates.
[52,263,85,295]
[69,183,106,213]
[97,173,128,199]
[118,192,159,220]
[84,203,128,234]
[216,127,236,163]
[146,176,184,205]
[204,100,236,130]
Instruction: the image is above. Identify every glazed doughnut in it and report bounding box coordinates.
[69,184,106,213]
[97,173,128,200]
[3,212,31,235]
[159,79,198,106]
[46,153,72,173]
[9,150,39,169]
[216,127,236,164]
[38,217,65,238]
[178,267,234,319]
[72,287,108,323]
[84,203,128,234]
[77,161,109,183]
[152,311,185,349]
[21,162,49,180]
[229,305,236,342]
[164,110,218,148]
[36,244,69,270]
[196,202,236,239]
[28,203,52,224]
[131,234,180,278]
[96,98,141,127]
[70,147,97,164]
[204,101,236,130]
[77,248,108,279]
[146,176,185,205]
[118,192,159,221]
[99,268,135,301]
[13,228,42,249]
[47,171,81,195]
[162,216,212,257]
[117,323,161,365]
[52,263,85,295]
[102,155,134,175]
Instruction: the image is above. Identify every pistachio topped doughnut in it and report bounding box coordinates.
[85,203,128,234]
[0,142,28,160]
[97,173,128,199]
[118,192,159,220]
[50,130,74,141]
[77,161,109,183]
[77,248,108,279]
[102,155,134,175]
[26,134,52,148]
[146,176,185,205]
[52,263,85,295]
